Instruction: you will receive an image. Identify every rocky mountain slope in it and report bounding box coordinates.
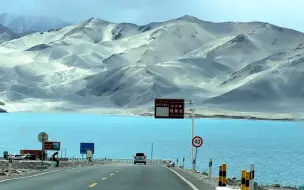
[0,24,19,43]
[0,15,303,114]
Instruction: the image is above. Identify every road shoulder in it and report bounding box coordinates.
[169,167,215,190]
[0,161,116,181]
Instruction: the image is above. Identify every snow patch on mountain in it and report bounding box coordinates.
[1,15,304,115]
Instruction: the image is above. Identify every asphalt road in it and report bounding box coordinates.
[0,163,196,190]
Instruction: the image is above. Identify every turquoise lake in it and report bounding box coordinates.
[0,113,303,186]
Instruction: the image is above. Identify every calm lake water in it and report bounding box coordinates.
[0,113,303,186]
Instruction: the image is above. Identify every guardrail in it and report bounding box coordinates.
[57,158,165,164]
[66,158,109,162]
[0,157,165,164]
[110,159,165,164]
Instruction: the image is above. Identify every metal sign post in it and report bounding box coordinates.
[192,136,203,172]
[38,132,48,165]
[8,154,12,176]
[42,142,44,164]
[209,158,212,179]
[156,98,200,169]
[151,143,154,160]
[189,100,196,172]
[194,147,198,171]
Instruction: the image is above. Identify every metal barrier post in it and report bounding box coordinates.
[222,164,227,187]
[218,165,223,186]
[245,172,250,190]
[241,170,246,190]
[250,164,255,190]
[208,158,212,179]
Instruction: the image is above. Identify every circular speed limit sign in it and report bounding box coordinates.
[192,136,203,148]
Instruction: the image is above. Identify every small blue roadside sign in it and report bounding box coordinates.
[80,143,95,154]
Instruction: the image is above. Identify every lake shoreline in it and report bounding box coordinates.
[1,111,301,121]
[137,113,299,121]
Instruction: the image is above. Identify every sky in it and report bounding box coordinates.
[0,0,303,32]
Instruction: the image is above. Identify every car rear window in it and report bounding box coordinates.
[135,153,145,156]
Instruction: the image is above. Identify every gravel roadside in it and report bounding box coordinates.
[174,167,298,190]
[0,160,114,179]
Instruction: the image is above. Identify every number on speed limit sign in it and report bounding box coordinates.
[192,136,203,148]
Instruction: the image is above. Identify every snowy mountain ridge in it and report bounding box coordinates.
[0,23,19,43]
[0,15,304,115]
[0,13,71,34]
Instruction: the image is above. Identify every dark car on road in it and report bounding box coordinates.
[133,153,147,165]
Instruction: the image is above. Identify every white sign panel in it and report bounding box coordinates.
[87,150,93,158]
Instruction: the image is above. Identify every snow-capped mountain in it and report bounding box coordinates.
[0,15,304,114]
[0,13,71,34]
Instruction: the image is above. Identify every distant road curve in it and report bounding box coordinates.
[0,163,200,190]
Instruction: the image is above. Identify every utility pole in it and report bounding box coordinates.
[41,142,45,165]
[189,100,196,172]
[151,143,154,160]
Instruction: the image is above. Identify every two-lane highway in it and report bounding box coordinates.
[0,163,196,190]
[92,164,195,190]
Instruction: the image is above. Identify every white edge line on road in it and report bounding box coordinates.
[167,168,199,190]
[0,170,61,183]
[0,164,114,183]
